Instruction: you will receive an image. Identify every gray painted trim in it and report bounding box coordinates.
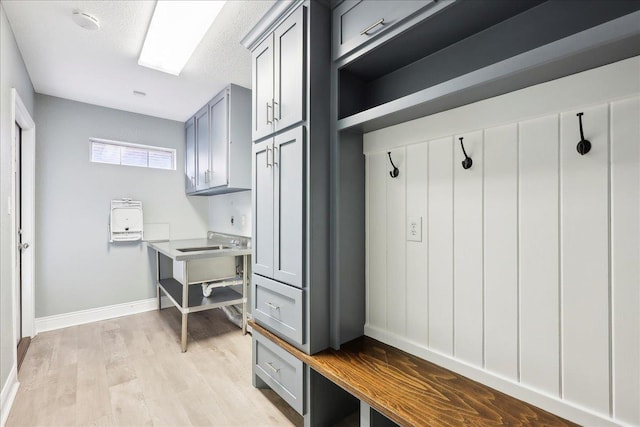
[304,0,331,355]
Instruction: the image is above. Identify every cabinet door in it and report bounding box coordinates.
[274,6,306,133]
[332,0,430,60]
[209,90,229,188]
[253,139,275,278]
[185,117,197,193]
[273,126,305,288]
[194,105,210,191]
[252,34,274,141]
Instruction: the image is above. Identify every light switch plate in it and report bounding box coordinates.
[407,216,422,242]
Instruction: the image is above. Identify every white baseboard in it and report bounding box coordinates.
[364,325,621,427]
[0,365,19,427]
[35,296,171,334]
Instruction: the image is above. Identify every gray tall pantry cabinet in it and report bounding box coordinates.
[243,0,331,419]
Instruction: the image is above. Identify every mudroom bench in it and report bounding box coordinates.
[250,321,576,427]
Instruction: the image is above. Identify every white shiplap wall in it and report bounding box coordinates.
[364,58,639,427]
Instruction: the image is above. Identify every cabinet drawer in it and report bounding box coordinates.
[253,274,304,345]
[333,0,432,60]
[253,330,304,414]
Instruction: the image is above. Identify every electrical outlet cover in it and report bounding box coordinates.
[407,216,422,242]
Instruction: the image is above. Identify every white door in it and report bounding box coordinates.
[15,122,22,345]
[13,88,36,347]
[15,121,32,352]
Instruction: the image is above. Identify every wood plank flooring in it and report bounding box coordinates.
[7,308,302,427]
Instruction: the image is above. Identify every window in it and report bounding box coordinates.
[90,138,176,170]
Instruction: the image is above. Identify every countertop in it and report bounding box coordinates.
[147,237,251,261]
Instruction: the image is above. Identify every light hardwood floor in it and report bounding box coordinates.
[7,308,303,427]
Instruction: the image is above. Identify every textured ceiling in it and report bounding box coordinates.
[2,0,276,122]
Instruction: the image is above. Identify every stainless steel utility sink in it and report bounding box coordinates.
[177,245,231,252]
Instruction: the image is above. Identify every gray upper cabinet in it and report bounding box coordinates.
[185,117,197,193]
[252,126,305,288]
[184,84,252,196]
[208,91,229,188]
[195,105,210,192]
[332,0,431,60]
[252,6,306,141]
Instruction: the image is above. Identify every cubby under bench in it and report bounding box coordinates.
[250,321,577,427]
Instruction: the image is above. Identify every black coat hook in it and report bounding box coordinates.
[576,112,591,155]
[459,137,472,169]
[387,152,399,178]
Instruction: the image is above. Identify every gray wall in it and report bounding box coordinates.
[35,94,209,318]
[0,3,35,395]
[208,191,251,237]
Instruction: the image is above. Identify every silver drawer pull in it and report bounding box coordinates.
[266,145,272,168]
[273,100,280,121]
[265,302,280,310]
[266,362,280,373]
[360,18,385,36]
[273,145,278,167]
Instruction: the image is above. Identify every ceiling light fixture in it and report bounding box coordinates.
[138,1,226,76]
[72,10,100,31]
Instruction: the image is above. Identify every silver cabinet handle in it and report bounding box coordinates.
[204,170,210,183]
[18,242,29,251]
[265,302,280,310]
[266,362,280,373]
[266,146,272,168]
[273,100,280,121]
[266,102,273,125]
[360,18,385,36]
[273,145,278,167]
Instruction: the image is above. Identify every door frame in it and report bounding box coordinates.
[11,88,36,352]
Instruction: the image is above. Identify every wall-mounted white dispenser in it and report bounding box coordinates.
[109,199,143,242]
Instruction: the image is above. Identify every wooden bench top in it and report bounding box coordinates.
[249,321,577,427]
